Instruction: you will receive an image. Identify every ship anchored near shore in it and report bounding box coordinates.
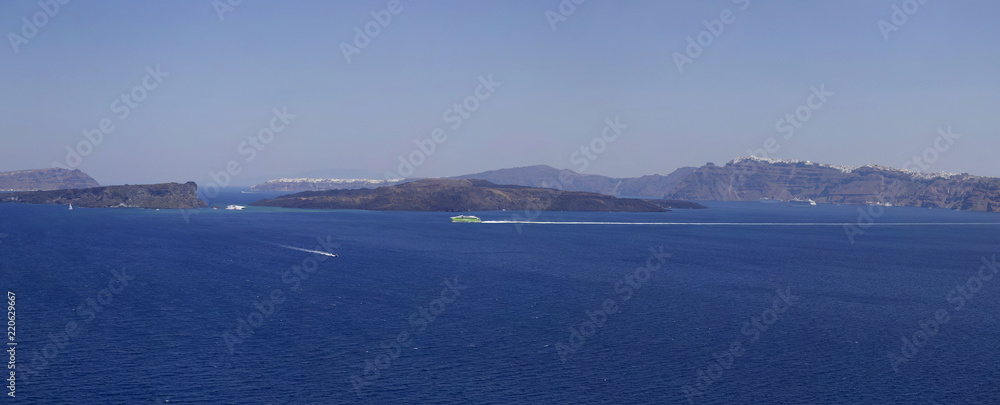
[788,199,817,207]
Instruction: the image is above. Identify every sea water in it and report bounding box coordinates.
[1,201,999,403]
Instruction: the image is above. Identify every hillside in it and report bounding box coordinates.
[250,178,668,212]
[0,168,100,191]
[0,182,207,209]
[665,157,1000,211]
[451,165,696,197]
[249,178,405,192]
[243,157,1000,212]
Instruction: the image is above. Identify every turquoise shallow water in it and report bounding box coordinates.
[2,201,999,403]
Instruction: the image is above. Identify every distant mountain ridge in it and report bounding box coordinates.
[453,165,698,197]
[665,156,999,211]
[248,165,697,197]
[0,168,100,191]
[249,177,405,192]
[246,156,1000,212]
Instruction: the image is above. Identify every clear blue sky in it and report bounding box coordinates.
[2,0,998,185]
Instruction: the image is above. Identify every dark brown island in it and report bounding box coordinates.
[250,178,703,212]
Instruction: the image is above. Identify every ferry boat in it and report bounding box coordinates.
[226,205,246,211]
[450,215,481,223]
[788,199,817,207]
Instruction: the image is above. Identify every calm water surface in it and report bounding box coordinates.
[2,201,999,403]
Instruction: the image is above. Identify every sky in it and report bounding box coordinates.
[1,0,998,186]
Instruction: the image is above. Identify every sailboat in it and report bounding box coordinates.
[68,203,73,210]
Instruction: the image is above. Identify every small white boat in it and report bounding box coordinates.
[788,199,817,207]
[68,203,73,210]
[866,201,894,207]
[226,205,246,211]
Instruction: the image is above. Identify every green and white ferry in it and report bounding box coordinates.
[450,215,482,223]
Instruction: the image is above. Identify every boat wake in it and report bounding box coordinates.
[480,221,1000,226]
[267,243,339,257]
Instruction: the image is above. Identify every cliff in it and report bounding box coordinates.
[0,182,207,209]
[246,157,1000,212]
[249,165,697,196]
[249,178,668,212]
[249,178,405,192]
[451,165,697,198]
[0,168,100,191]
[665,157,1000,212]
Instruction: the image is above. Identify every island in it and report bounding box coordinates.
[0,182,207,209]
[0,168,100,191]
[665,157,1000,212]
[452,164,698,198]
[249,178,672,212]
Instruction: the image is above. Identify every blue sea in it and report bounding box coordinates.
[3,195,1000,404]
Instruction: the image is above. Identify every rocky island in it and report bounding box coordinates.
[665,157,1000,212]
[0,168,100,191]
[441,159,1000,212]
[249,178,671,212]
[0,182,207,209]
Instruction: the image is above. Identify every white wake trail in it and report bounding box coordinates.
[268,243,339,257]
[480,221,1000,226]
